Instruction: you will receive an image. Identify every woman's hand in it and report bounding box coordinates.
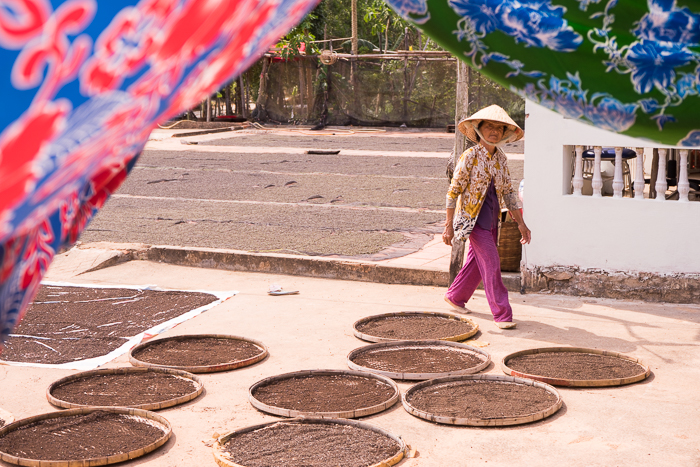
[508,209,531,244]
[442,222,455,246]
[518,222,531,244]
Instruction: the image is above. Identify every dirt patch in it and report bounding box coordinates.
[221,422,401,467]
[506,352,646,380]
[252,374,396,413]
[50,371,199,407]
[351,345,485,374]
[356,315,475,340]
[132,336,264,367]
[407,380,558,419]
[0,411,166,461]
[1,286,217,365]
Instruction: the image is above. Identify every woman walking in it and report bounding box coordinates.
[443,105,530,329]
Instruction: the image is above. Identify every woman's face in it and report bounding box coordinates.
[480,121,505,145]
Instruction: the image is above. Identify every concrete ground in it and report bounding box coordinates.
[2,254,700,467]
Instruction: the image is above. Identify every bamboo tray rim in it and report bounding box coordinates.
[47,366,204,411]
[500,346,652,387]
[248,369,400,419]
[212,417,406,467]
[352,311,478,343]
[347,339,491,380]
[402,374,563,426]
[0,406,172,467]
[129,333,268,373]
[0,408,13,428]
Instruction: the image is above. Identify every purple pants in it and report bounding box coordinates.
[446,225,513,323]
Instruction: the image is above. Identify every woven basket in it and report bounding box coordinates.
[498,216,522,272]
[501,347,651,387]
[0,407,172,466]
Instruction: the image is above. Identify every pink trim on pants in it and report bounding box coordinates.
[445,225,513,323]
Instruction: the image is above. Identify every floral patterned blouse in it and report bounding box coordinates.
[446,144,521,241]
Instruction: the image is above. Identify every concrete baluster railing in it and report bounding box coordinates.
[613,147,624,198]
[592,146,603,197]
[572,145,584,196]
[655,148,667,201]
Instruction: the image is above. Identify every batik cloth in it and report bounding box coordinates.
[447,144,520,240]
[0,0,319,344]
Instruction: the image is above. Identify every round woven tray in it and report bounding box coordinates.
[347,340,491,380]
[47,367,204,410]
[353,311,478,343]
[0,407,172,467]
[0,408,13,428]
[249,369,400,419]
[212,417,406,467]
[129,334,268,373]
[501,346,651,387]
[402,374,563,426]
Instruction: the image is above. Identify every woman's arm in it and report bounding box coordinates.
[508,208,531,244]
[442,207,455,246]
[443,148,476,246]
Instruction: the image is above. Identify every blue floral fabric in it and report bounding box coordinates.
[384,0,700,147]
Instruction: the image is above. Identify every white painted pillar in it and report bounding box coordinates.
[679,149,690,203]
[592,146,603,197]
[613,146,624,198]
[573,145,584,196]
[634,147,645,199]
[656,148,667,201]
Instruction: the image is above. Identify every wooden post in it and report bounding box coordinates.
[350,0,358,92]
[385,18,390,52]
[255,57,270,120]
[224,82,233,115]
[245,71,251,116]
[298,61,304,119]
[477,70,481,110]
[402,28,409,123]
[351,0,358,56]
[239,75,247,118]
[449,60,471,286]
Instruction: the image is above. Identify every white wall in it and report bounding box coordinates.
[523,100,700,274]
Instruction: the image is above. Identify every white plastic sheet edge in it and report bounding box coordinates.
[0,281,237,371]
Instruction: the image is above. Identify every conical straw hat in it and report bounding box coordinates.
[457,104,523,144]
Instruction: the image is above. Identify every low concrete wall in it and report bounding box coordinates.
[148,246,450,287]
[522,265,700,304]
[68,243,522,291]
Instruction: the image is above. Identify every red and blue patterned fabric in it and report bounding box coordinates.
[0,0,319,345]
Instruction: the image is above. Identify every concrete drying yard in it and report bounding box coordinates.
[2,252,699,467]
